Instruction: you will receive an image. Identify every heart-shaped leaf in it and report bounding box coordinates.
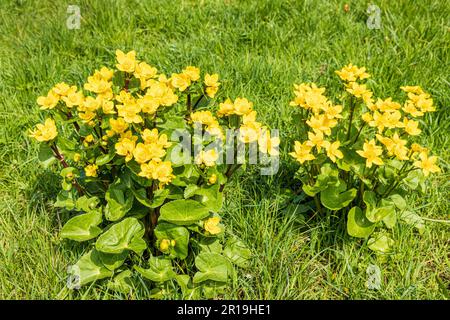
[134,256,176,282]
[61,210,103,241]
[105,180,134,221]
[71,250,113,287]
[346,206,375,238]
[223,238,252,268]
[154,222,190,259]
[159,199,210,225]
[193,252,232,284]
[95,217,146,254]
[320,180,357,210]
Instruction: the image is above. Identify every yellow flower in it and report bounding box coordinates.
[115,137,136,162]
[377,133,408,160]
[159,239,171,252]
[109,117,129,135]
[98,67,114,81]
[346,82,371,99]
[233,97,253,115]
[139,159,175,184]
[323,104,343,119]
[361,112,373,123]
[415,95,435,113]
[116,103,142,123]
[196,149,219,167]
[375,98,401,112]
[217,98,234,117]
[356,139,384,168]
[115,50,137,73]
[414,153,440,176]
[37,91,60,110]
[403,118,421,135]
[208,174,217,185]
[142,128,158,144]
[85,164,98,177]
[84,73,112,94]
[289,141,315,164]
[52,82,72,96]
[101,101,116,114]
[78,111,96,123]
[306,114,337,136]
[70,153,80,163]
[403,101,424,117]
[29,118,58,142]
[204,73,220,98]
[335,64,370,82]
[411,143,428,155]
[145,81,178,107]
[323,141,344,163]
[306,131,327,152]
[137,95,159,114]
[400,86,424,95]
[204,217,222,235]
[191,110,217,126]
[171,73,191,91]
[133,143,152,164]
[62,90,84,108]
[84,134,94,143]
[134,62,157,80]
[79,96,101,112]
[183,66,200,81]
[258,130,280,156]
[206,86,219,98]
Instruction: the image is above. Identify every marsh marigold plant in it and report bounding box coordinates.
[289,64,441,253]
[29,50,278,297]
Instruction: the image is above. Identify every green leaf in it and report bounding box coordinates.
[363,191,377,211]
[159,199,210,225]
[61,210,103,241]
[96,152,115,166]
[388,194,407,211]
[54,190,75,210]
[134,256,176,282]
[223,238,252,268]
[194,185,223,213]
[72,250,113,287]
[193,252,232,284]
[320,181,357,211]
[346,206,376,238]
[97,250,129,271]
[197,237,223,254]
[107,270,134,295]
[154,223,190,259]
[368,233,394,254]
[105,180,134,221]
[184,184,199,199]
[365,199,395,223]
[95,217,146,254]
[75,196,99,212]
[38,143,56,168]
[302,164,340,197]
[132,188,169,208]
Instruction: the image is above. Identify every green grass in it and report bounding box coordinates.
[0,0,449,299]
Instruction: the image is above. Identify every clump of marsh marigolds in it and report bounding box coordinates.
[29,50,278,298]
[289,63,441,254]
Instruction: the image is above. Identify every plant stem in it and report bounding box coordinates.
[187,93,192,115]
[50,144,84,195]
[346,97,355,141]
[313,194,323,215]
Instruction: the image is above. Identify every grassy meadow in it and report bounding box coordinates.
[0,0,448,299]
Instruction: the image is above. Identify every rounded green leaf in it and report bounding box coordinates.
[105,182,134,221]
[98,250,129,271]
[347,206,376,238]
[223,239,252,268]
[72,250,113,286]
[365,200,395,223]
[61,210,103,241]
[193,252,232,284]
[134,256,176,282]
[368,234,394,253]
[154,222,190,259]
[95,217,146,254]
[320,181,357,211]
[159,199,210,225]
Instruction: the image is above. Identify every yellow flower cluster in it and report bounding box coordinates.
[29,118,58,142]
[113,127,174,185]
[290,64,441,178]
[171,66,220,98]
[289,83,344,164]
